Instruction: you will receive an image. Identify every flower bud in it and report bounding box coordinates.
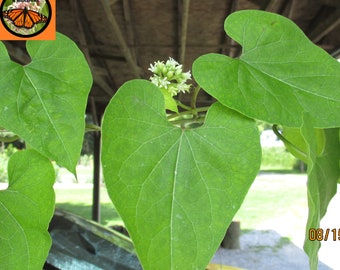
[167,71,174,79]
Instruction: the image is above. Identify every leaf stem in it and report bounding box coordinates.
[170,115,206,129]
[272,125,307,160]
[167,106,210,120]
[175,100,192,111]
[85,124,101,132]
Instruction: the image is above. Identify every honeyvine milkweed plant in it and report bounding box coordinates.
[101,10,340,270]
[0,9,339,270]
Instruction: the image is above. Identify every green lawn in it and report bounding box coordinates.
[234,173,308,232]
[55,185,123,227]
[55,173,308,236]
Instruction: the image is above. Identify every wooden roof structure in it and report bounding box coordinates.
[4,0,340,117]
[64,0,340,115]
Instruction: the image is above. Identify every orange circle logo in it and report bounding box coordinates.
[1,0,51,38]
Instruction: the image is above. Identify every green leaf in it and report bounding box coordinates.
[301,114,339,269]
[0,33,92,174]
[0,149,55,270]
[101,79,261,269]
[160,88,179,113]
[193,10,340,128]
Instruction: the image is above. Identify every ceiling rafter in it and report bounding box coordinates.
[122,0,139,65]
[309,9,340,43]
[322,0,340,8]
[109,0,119,5]
[70,0,115,98]
[178,0,190,64]
[3,42,30,64]
[81,43,241,50]
[331,47,340,58]
[265,0,289,13]
[99,0,143,78]
[92,66,109,76]
[222,0,240,58]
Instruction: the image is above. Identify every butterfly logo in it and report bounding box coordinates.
[0,0,52,38]
[2,7,48,29]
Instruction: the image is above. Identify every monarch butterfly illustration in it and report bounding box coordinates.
[2,7,48,29]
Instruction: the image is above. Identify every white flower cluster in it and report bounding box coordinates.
[148,57,191,96]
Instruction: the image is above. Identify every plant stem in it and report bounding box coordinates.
[272,125,307,160]
[167,106,210,121]
[85,124,101,132]
[176,100,192,111]
[170,116,205,127]
[191,85,201,111]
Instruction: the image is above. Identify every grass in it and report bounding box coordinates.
[55,172,308,241]
[55,186,123,227]
[234,173,309,245]
[260,146,299,171]
[234,173,307,228]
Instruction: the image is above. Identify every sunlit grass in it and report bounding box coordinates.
[55,172,308,237]
[55,185,123,227]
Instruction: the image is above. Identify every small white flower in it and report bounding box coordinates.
[181,71,191,81]
[177,82,191,94]
[149,57,191,96]
[166,57,179,67]
[150,76,170,89]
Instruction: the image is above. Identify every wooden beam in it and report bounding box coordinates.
[89,96,101,223]
[331,47,340,58]
[94,77,115,97]
[264,0,288,13]
[92,130,101,223]
[309,9,340,43]
[322,0,340,8]
[99,0,143,78]
[122,0,138,64]
[89,97,100,221]
[80,43,240,50]
[109,0,119,5]
[3,42,30,64]
[70,0,115,97]
[178,0,190,64]
[92,66,109,76]
[221,0,240,58]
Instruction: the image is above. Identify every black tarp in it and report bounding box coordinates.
[45,209,142,270]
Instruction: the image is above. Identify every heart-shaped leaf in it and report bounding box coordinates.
[101,80,261,269]
[300,115,339,269]
[0,33,92,173]
[193,10,340,128]
[0,149,55,270]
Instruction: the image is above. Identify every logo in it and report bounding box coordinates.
[0,0,55,40]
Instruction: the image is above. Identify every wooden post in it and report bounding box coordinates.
[221,221,240,249]
[92,131,101,222]
[90,98,101,223]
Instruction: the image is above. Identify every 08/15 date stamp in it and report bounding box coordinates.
[309,228,340,241]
